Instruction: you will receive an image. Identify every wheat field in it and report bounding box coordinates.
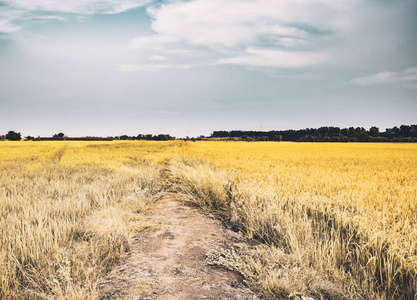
[0,141,173,299]
[1,141,416,299]
[171,142,417,299]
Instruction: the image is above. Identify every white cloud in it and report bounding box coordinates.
[2,0,152,14]
[148,0,354,49]
[127,0,358,71]
[154,110,180,115]
[0,6,25,33]
[352,68,417,89]
[271,73,324,80]
[119,63,190,72]
[0,0,152,35]
[0,19,20,33]
[220,48,329,68]
[149,55,166,61]
[28,16,66,21]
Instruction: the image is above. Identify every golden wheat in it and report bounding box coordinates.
[171,142,417,299]
[0,141,171,299]
[1,141,416,299]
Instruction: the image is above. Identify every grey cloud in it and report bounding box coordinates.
[352,68,417,89]
[126,0,358,70]
[0,0,153,34]
[2,0,153,14]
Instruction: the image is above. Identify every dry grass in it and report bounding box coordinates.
[0,141,170,299]
[207,244,351,300]
[1,141,416,299]
[170,157,234,210]
[172,142,417,299]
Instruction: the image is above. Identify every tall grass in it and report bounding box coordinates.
[0,141,167,299]
[171,142,417,299]
[1,141,416,299]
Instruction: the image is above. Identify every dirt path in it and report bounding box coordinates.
[98,197,259,300]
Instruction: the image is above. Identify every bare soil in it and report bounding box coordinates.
[98,197,259,300]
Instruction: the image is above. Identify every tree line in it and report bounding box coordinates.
[211,125,417,142]
[0,131,175,141]
[2,125,417,142]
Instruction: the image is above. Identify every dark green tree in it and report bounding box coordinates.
[369,126,379,137]
[6,131,21,141]
[53,132,65,138]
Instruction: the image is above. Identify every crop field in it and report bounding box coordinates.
[172,142,417,299]
[0,141,171,299]
[1,141,416,299]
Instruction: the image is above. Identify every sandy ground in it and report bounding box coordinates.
[98,197,259,300]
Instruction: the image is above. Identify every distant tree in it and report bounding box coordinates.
[329,127,341,136]
[304,135,314,142]
[119,135,129,140]
[355,131,371,142]
[209,124,417,142]
[211,131,229,138]
[400,125,411,137]
[272,135,282,141]
[369,126,379,137]
[157,134,175,140]
[6,131,21,141]
[410,125,417,138]
[53,132,65,138]
[392,126,400,137]
[25,136,35,140]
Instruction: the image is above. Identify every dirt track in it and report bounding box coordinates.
[98,197,259,299]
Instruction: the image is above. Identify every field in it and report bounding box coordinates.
[0,141,416,299]
[172,142,417,299]
[0,141,171,299]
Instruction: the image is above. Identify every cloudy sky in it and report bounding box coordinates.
[0,0,416,137]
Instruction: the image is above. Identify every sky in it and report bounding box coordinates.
[0,0,416,138]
